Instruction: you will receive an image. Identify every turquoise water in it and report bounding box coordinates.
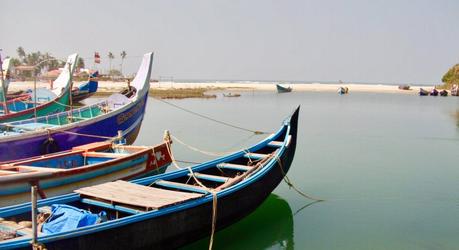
[134,91,459,249]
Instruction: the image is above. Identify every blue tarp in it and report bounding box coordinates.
[42,204,105,234]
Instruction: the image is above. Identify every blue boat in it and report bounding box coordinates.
[0,140,172,207]
[0,53,153,163]
[0,106,299,249]
[71,71,99,102]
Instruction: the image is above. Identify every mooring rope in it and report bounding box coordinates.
[274,155,324,202]
[44,128,114,140]
[171,135,238,157]
[153,97,270,135]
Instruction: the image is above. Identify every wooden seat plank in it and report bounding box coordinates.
[75,180,203,210]
[267,141,284,147]
[216,163,251,172]
[155,180,209,194]
[244,152,269,160]
[187,173,229,183]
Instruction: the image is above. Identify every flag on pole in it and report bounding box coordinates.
[94,52,101,64]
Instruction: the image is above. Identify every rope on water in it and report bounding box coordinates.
[274,155,324,202]
[153,97,270,135]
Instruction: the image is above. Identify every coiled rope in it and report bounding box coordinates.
[154,97,270,135]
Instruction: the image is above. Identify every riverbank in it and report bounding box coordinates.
[8,80,438,98]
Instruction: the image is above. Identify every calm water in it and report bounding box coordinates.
[131,91,459,250]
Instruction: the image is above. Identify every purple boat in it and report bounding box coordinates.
[0,53,153,163]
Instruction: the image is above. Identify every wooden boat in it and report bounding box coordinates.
[71,71,99,102]
[0,53,154,162]
[0,54,77,123]
[0,139,172,207]
[430,88,439,96]
[338,86,349,95]
[276,84,292,93]
[398,84,410,90]
[0,106,299,249]
[439,90,448,96]
[222,93,241,97]
[419,88,429,96]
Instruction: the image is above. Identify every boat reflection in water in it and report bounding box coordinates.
[183,194,294,250]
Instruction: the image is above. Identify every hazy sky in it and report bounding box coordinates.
[2,0,458,83]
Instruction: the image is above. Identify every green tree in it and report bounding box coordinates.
[16,47,26,62]
[120,50,127,75]
[441,64,459,89]
[108,52,115,75]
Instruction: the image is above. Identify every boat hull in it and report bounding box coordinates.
[0,94,148,162]
[0,90,71,123]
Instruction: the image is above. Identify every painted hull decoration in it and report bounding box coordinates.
[0,139,172,207]
[276,84,292,93]
[0,54,78,123]
[0,106,299,250]
[0,53,154,162]
[71,71,99,102]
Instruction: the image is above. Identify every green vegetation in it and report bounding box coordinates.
[9,47,65,78]
[92,87,218,99]
[440,64,459,89]
[149,88,217,99]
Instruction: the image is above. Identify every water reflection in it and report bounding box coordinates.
[182,194,294,250]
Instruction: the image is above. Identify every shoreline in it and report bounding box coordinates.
[8,81,437,96]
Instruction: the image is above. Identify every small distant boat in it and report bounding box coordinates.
[276,84,292,93]
[0,54,78,123]
[0,106,299,249]
[71,71,99,102]
[0,53,153,162]
[223,93,241,97]
[338,86,349,95]
[430,88,439,96]
[439,90,448,96]
[398,84,411,90]
[419,88,429,96]
[0,139,172,207]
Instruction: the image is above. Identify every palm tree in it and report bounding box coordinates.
[16,47,26,63]
[120,51,127,76]
[108,52,115,75]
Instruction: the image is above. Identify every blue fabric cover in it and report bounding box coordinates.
[42,204,103,234]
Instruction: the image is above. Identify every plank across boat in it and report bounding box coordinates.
[0,106,300,250]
